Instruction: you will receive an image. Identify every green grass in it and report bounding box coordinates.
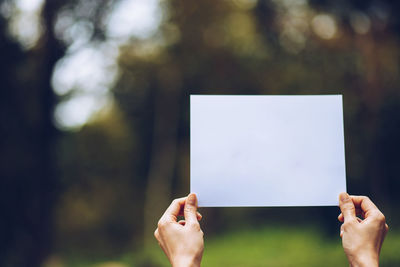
[202,226,346,267]
[61,225,400,267]
[141,225,400,267]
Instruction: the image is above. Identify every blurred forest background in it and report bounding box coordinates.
[1,0,400,266]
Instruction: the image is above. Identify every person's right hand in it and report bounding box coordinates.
[338,193,389,267]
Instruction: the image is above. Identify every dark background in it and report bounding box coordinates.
[1,0,399,266]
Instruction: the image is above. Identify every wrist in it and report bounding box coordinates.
[172,256,201,267]
[350,252,379,267]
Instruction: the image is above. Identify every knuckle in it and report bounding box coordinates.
[190,222,201,231]
[184,203,194,210]
[157,219,166,229]
[373,212,385,222]
[342,203,354,211]
[184,207,195,214]
[342,221,353,229]
[184,207,194,213]
[154,229,159,239]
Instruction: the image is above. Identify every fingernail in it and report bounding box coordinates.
[187,193,196,205]
[340,192,350,202]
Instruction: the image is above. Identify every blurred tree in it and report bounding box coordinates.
[0,0,65,265]
[0,0,118,265]
[308,0,400,216]
[1,0,399,265]
[112,0,400,252]
[55,105,138,256]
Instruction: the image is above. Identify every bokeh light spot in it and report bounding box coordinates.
[311,14,337,40]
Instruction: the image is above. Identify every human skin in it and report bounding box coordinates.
[338,193,389,267]
[154,193,204,267]
[155,192,388,267]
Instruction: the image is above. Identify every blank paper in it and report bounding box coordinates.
[190,95,346,207]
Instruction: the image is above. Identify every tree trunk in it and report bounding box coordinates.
[143,65,182,250]
[0,0,65,265]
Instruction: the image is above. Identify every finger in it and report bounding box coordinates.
[154,228,160,240]
[338,207,365,222]
[339,192,356,222]
[184,193,199,225]
[348,195,380,219]
[178,220,186,226]
[197,211,202,221]
[160,197,187,222]
[177,210,202,221]
[340,224,344,238]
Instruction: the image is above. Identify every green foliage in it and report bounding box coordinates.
[54,0,400,261]
[2,0,400,265]
[57,226,400,267]
[204,230,340,266]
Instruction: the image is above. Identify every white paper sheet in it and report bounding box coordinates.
[190,95,346,207]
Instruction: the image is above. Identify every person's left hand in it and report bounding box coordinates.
[154,193,204,267]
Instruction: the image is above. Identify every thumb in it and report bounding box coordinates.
[184,193,198,225]
[339,192,356,222]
